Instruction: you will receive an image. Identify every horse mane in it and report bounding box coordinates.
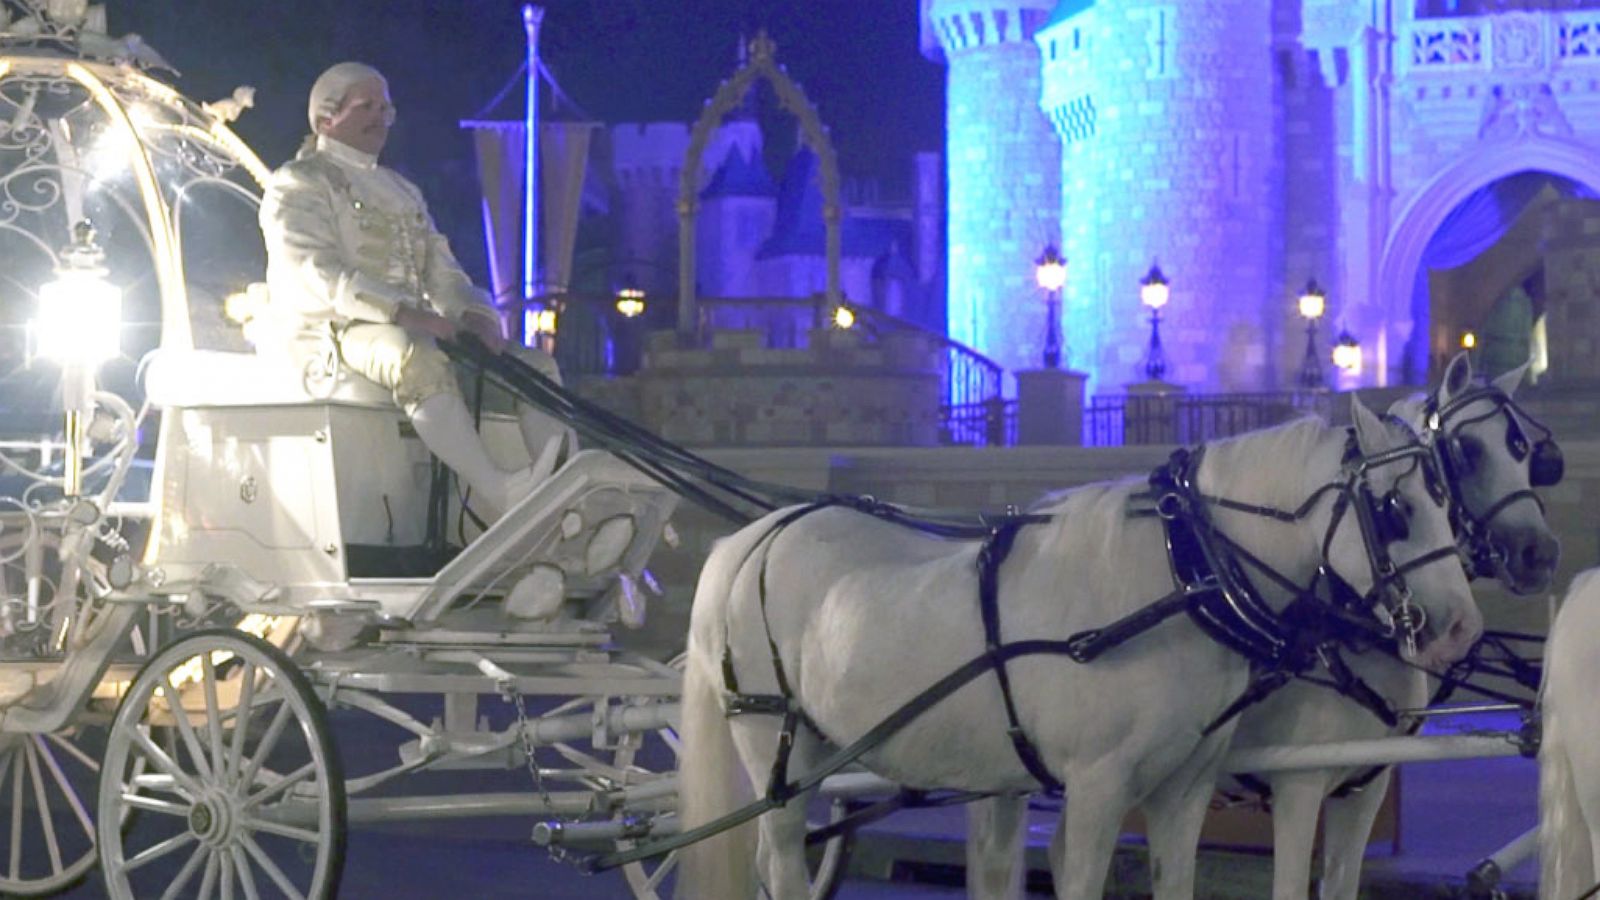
[1199,414,1341,509]
[1386,391,1429,425]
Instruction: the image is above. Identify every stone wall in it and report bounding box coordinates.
[573,328,944,448]
[929,0,1060,389]
[1042,1,1280,393]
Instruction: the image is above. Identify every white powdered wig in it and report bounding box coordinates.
[307,61,387,130]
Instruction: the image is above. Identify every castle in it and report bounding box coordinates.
[924,0,1600,393]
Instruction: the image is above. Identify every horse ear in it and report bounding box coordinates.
[1350,393,1387,452]
[1492,359,1531,397]
[1438,351,1473,405]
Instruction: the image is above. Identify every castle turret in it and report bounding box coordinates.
[1039,0,1280,390]
[924,0,1061,384]
[611,123,689,297]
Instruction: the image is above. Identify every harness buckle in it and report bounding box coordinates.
[1156,492,1184,520]
[724,692,790,718]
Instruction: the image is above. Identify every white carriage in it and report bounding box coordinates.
[0,13,729,899]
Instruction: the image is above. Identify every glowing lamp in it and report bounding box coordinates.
[1034,244,1067,292]
[1332,328,1361,375]
[524,307,557,336]
[1296,276,1327,389]
[1139,263,1170,311]
[1461,331,1477,350]
[832,306,856,329]
[35,222,121,367]
[615,282,645,319]
[1298,278,1326,321]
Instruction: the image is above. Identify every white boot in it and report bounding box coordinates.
[411,393,538,515]
[517,406,571,484]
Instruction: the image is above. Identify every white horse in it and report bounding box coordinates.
[967,353,1561,900]
[1539,569,1600,900]
[676,397,1483,900]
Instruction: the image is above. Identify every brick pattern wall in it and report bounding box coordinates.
[933,0,1061,386]
[1046,1,1279,393]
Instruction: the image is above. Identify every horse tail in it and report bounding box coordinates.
[675,536,762,898]
[1540,700,1591,898]
[1539,569,1600,900]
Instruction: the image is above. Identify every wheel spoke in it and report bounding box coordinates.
[118,792,190,817]
[128,726,203,798]
[203,655,227,782]
[239,815,320,844]
[240,832,308,900]
[43,731,99,772]
[10,743,23,880]
[238,697,293,790]
[227,661,256,781]
[124,829,197,873]
[230,844,262,900]
[24,741,63,876]
[196,844,221,900]
[158,675,215,783]
[220,848,235,900]
[644,850,678,891]
[35,734,96,842]
[242,761,315,810]
[156,842,208,900]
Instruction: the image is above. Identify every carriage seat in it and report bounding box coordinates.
[142,345,395,409]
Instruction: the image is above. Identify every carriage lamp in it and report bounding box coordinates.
[1139,262,1169,381]
[615,281,646,319]
[1296,277,1326,389]
[832,305,856,330]
[1034,244,1067,369]
[34,221,121,497]
[1332,327,1361,376]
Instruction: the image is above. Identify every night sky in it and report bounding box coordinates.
[98,0,945,281]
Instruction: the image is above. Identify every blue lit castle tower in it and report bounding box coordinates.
[1037,1,1283,390]
[923,0,1061,382]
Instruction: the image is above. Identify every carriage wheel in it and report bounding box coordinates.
[0,719,114,896]
[96,629,346,899]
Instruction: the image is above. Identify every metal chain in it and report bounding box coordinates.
[500,680,572,863]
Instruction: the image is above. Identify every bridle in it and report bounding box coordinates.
[1191,424,1465,657]
[1419,385,1563,579]
[1310,433,1464,655]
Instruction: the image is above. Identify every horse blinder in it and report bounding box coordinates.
[1530,438,1564,487]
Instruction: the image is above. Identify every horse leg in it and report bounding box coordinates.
[967,794,1028,900]
[1316,770,1390,900]
[1050,770,1133,900]
[728,718,828,900]
[1263,772,1332,900]
[1140,747,1231,900]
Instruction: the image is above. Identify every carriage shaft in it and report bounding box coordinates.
[1224,733,1523,773]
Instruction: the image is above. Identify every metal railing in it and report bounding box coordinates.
[1085,390,1334,447]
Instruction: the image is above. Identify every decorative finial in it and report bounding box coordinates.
[748,29,776,66]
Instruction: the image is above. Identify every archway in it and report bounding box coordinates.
[1377,135,1600,384]
[675,31,843,336]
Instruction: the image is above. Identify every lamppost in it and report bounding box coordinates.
[1034,243,1066,368]
[1297,277,1326,389]
[1139,262,1169,381]
[33,221,121,498]
[1332,327,1361,378]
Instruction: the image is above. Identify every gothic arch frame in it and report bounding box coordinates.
[676,31,843,335]
[1377,134,1600,381]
